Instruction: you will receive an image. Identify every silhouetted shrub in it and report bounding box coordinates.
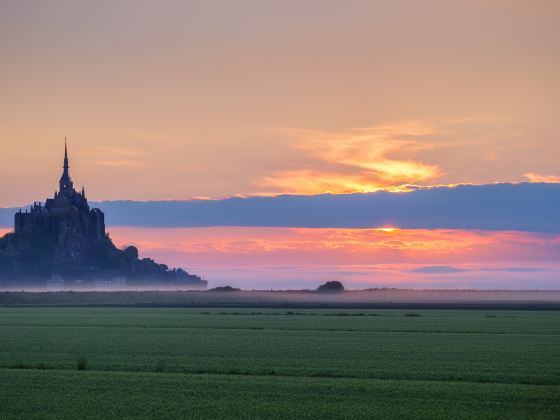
[77,355,88,370]
[316,281,345,293]
[155,361,166,372]
[14,361,27,369]
[123,245,139,260]
[210,286,241,292]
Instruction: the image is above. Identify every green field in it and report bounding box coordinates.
[1,308,559,418]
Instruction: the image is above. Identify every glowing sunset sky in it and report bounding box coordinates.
[1,1,559,288]
[1,1,559,204]
[107,227,560,289]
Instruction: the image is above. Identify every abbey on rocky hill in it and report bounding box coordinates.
[0,143,207,289]
[15,143,106,243]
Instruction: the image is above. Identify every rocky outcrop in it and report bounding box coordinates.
[0,229,206,288]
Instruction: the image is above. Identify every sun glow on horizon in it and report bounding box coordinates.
[375,227,401,233]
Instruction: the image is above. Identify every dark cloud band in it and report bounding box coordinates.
[1,183,558,232]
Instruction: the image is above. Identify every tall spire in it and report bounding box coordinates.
[59,137,74,193]
[64,137,69,171]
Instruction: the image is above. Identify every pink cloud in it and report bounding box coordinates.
[108,227,560,289]
[3,225,557,289]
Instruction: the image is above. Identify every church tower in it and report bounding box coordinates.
[59,140,74,194]
[4,140,205,288]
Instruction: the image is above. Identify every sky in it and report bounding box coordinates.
[1,1,559,289]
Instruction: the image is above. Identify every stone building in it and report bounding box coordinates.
[0,143,206,289]
[15,143,105,241]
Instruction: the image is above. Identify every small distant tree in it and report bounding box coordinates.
[210,285,241,292]
[316,281,345,293]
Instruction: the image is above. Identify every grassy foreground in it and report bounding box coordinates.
[2,370,559,419]
[0,308,559,418]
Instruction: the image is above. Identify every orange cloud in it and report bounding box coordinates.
[258,123,442,194]
[84,146,146,168]
[260,170,388,194]
[524,173,560,183]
